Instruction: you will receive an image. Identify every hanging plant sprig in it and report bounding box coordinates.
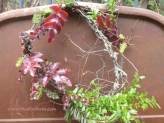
[65,73,160,123]
[16,5,72,102]
[85,6,128,54]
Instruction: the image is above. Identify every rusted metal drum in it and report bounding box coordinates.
[0,2,163,123]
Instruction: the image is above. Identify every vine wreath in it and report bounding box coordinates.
[16,2,160,123]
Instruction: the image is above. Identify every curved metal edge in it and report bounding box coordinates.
[0,2,163,26]
[118,6,164,26]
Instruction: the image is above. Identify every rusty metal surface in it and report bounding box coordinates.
[0,15,102,123]
[0,13,164,122]
[118,15,164,123]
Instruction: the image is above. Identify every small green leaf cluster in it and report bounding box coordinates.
[87,9,100,21]
[106,0,117,19]
[16,56,24,68]
[147,0,160,12]
[65,73,160,123]
[32,8,52,24]
[30,83,60,100]
[123,0,134,6]
[122,0,160,13]
[44,88,60,100]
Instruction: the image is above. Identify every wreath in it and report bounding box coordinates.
[16,1,160,123]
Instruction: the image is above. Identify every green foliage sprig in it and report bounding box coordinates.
[87,9,100,21]
[106,0,117,20]
[65,73,160,123]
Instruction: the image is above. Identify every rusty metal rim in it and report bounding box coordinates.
[0,2,163,26]
[0,115,164,122]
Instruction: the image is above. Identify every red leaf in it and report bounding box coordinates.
[49,6,68,21]
[30,31,37,36]
[112,39,120,47]
[48,29,55,43]
[43,5,68,43]
[44,13,57,23]
[58,17,64,26]
[43,18,63,31]
[43,21,55,28]
[49,18,63,27]
[106,15,111,27]
[56,13,68,22]
[106,32,114,38]
[97,15,104,28]
[60,10,68,18]
[53,24,62,33]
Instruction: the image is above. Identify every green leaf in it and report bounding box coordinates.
[119,42,128,54]
[86,112,90,117]
[16,56,24,68]
[73,87,79,94]
[44,89,59,100]
[42,8,52,17]
[82,106,85,112]
[87,120,96,123]
[33,85,44,100]
[119,34,126,40]
[90,80,96,86]
[32,8,52,24]
[139,75,146,80]
[129,109,137,115]
[102,109,107,114]
[87,9,99,21]
[108,112,120,122]
[32,12,42,24]
[56,0,75,7]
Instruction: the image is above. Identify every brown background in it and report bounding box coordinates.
[0,11,164,123]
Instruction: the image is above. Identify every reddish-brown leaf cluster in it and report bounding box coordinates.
[43,5,68,43]
[97,15,111,29]
[20,5,68,56]
[19,5,71,101]
[21,5,68,45]
[96,15,121,47]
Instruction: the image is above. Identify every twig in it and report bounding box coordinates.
[121,54,139,72]
[65,34,86,53]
